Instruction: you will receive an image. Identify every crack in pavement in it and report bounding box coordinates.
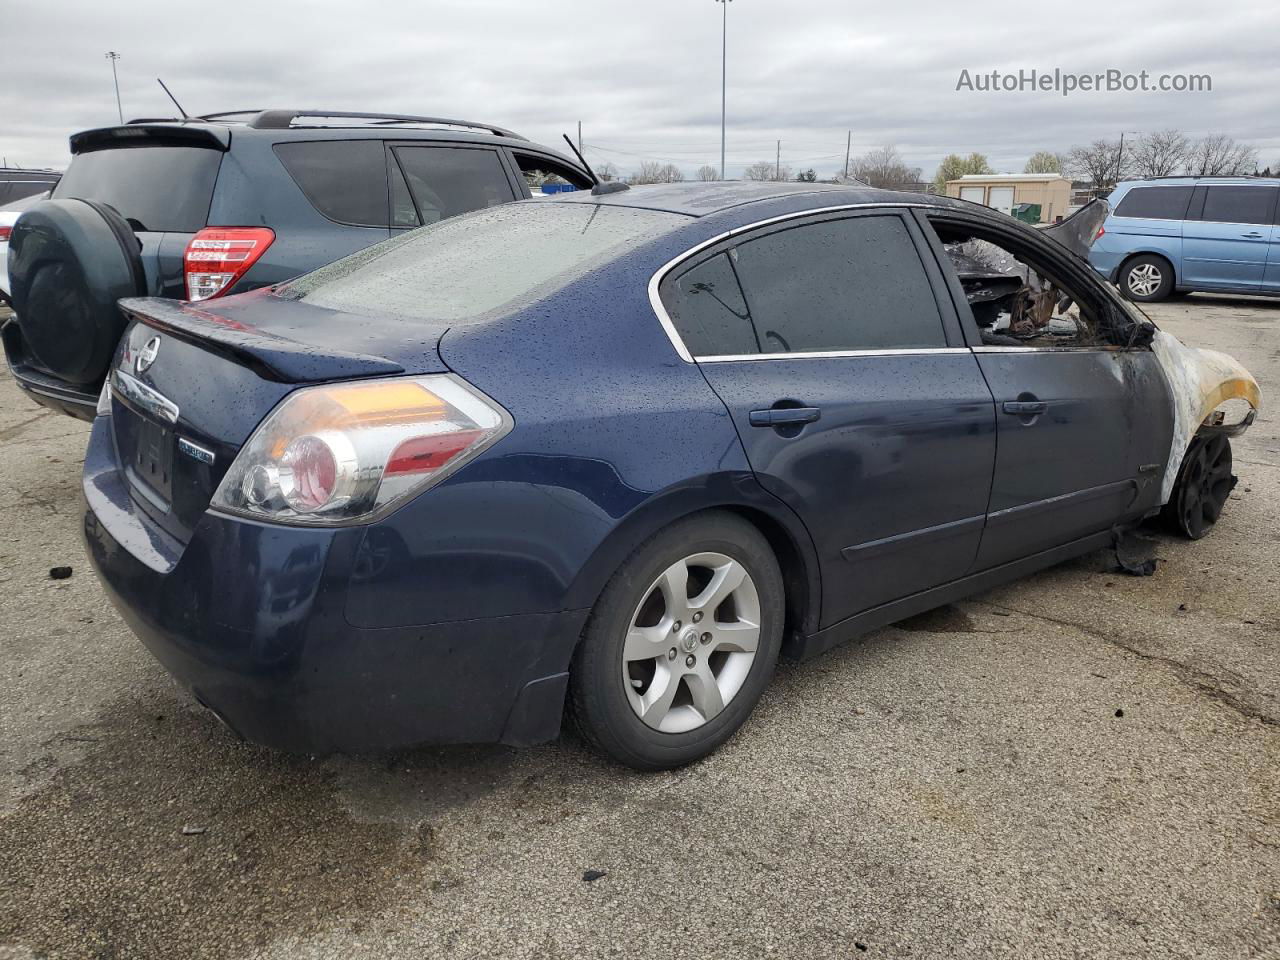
[978,601,1280,730]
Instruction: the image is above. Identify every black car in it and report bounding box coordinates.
[3,110,591,419]
[0,168,61,205]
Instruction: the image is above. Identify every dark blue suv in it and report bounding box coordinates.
[3,110,589,419]
[81,183,1259,769]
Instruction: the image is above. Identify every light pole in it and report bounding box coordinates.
[105,51,123,124]
[715,0,731,180]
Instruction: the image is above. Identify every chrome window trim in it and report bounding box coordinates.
[647,201,933,364]
[698,347,970,363]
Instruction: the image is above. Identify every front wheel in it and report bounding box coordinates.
[568,512,784,770]
[1162,433,1236,539]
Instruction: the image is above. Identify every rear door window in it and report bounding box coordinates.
[729,214,946,354]
[273,140,389,227]
[53,146,220,232]
[664,254,759,356]
[390,146,516,226]
[1114,186,1193,220]
[1197,186,1279,226]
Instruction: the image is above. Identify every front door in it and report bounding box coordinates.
[658,210,996,627]
[1180,184,1279,291]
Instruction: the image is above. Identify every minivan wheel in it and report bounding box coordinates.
[1163,433,1236,540]
[1120,255,1174,302]
[568,512,784,770]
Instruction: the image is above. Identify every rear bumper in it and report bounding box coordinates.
[81,418,587,753]
[2,318,97,420]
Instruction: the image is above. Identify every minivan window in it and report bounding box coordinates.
[1114,186,1193,220]
[53,146,220,232]
[274,140,388,227]
[730,215,946,353]
[665,254,759,356]
[1197,186,1279,226]
[391,146,515,226]
[280,202,680,323]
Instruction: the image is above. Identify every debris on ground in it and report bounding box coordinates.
[582,869,607,882]
[180,825,207,836]
[48,566,73,580]
[1112,528,1161,577]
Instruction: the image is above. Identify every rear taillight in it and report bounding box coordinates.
[1094,226,1106,240]
[0,226,12,243]
[184,227,275,301]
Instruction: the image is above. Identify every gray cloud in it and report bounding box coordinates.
[3,0,1277,178]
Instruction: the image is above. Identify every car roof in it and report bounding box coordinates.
[1116,177,1280,188]
[549,180,961,218]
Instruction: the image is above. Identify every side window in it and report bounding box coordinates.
[731,215,946,353]
[389,160,419,229]
[1198,186,1279,226]
[512,153,592,196]
[273,140,388,227]
[927,219,1143,348]
[391,146,516,226]
[1114,186,1193,220]
[664,254,759,357]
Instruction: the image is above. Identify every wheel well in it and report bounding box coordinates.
[1119,251,1176,284]
[721,505,818,649]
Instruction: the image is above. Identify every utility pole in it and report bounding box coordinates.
[775,139,781,181]
[715,0,732,180]
[105,51,123,124]
[577,120,582,155]
[1114,131,1136,187]
[844,130,851,180]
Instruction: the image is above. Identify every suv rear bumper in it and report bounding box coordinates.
[81,418,586,753]
[2,318,97,420]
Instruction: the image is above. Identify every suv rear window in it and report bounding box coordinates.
[1197,186,1279,226]
[279,202,681,322]
[273,140,388,227]
[53,146,220,232]
[1114,186,1193,220]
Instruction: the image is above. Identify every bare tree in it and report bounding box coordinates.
[932,152,994,193]
[1067,139,1127,189]
[695,164,721,181]
[595,160,620,182]
[1023,151,1067,174]
[629,161,685,184]
[1184,134,1257,176]
[851,145,922,191]
[743,160,776,181]
[1129,130,1189,178]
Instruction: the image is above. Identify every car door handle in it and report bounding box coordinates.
[1002,401,1048,416]
[1242,231,1265,238]
[749,407,821,427]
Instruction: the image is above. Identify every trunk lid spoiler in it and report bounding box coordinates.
[1042,199,1110,260]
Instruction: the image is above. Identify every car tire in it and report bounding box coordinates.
[1119,254,1174,302]
[567,511,784,770]
[1162,433,1236,540]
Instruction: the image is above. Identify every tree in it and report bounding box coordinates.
[743,160,776,181]
[1067,139,1127,189]
[1023,151,1066,174]
[851,145,921,191]
[630,161,685,184]
[1184,134,1257,176]
[695,164,721,181]
[795,168,817,182]
[1128,130,1188,179]
[595,160,620,182]
[932,152,994,193]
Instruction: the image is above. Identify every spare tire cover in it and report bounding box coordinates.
[8,198,145,386]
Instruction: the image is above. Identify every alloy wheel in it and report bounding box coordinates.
[1177,433,1235,539]
[622,552,761,733]
[1127,262,1163,298]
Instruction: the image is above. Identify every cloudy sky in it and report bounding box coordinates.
[4,0,1277,179]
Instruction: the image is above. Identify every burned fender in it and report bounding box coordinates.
[1151,330,1260,503]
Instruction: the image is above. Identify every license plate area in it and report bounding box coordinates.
[129,418,174,505]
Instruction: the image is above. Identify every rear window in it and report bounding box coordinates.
[0,177,59,206]
[1198,186,1278,226]
[279,202,682,322]
[1114,186,1193,220]
[273,140,388,227]
[53,146,220,232]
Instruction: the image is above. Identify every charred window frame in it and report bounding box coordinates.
[913,209,1153,352]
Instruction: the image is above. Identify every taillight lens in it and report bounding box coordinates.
[0,225,12,243]
[1094,226,1106,240]
[212,375,510,525]
[184,227,275,301]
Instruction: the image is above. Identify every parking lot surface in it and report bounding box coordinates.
[1,297,1277,959]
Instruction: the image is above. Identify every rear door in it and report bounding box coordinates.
[387,143,517,230]
[661,209,996,627]
[1181,184,1279,290]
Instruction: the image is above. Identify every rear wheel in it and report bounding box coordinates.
[568,512,784,770]
[1163,433,1236,539]
[1119,254,1174,302]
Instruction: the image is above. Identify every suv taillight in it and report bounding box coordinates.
[184,227,275,301]
[0,226,12,243]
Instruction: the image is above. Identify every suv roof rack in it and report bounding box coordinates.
[124,110,527,140]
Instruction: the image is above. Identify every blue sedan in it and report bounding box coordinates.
[82,182,1259,769]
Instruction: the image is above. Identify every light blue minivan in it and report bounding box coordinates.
[1089,177,1280,301]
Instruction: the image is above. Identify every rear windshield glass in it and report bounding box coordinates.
[278,202,682,322]
[53,145,221,232]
